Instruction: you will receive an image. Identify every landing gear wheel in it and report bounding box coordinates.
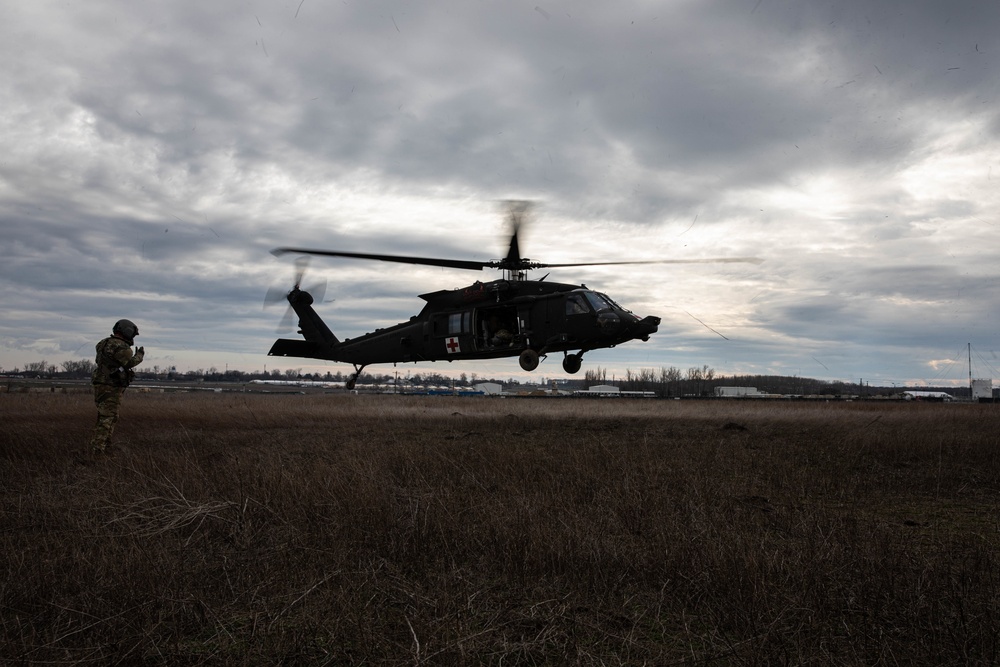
[562,353,582,374]
[519,349,540,372]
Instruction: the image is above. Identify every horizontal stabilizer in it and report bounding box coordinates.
[268,338,329,359]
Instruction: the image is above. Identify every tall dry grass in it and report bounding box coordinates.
[2,392,999,665]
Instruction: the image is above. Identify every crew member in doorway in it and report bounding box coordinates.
[488,314,514,347]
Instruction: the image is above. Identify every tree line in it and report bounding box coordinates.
[590,366,959,398]
[0,360,515,388]
[3,359,975,397]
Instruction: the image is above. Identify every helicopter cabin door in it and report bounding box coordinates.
[475,305,521,352]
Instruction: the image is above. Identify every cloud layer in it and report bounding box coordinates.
[2,0,999,385]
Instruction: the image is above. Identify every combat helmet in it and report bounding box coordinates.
[112,319,140,345]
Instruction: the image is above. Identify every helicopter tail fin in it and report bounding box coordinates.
[292,290,340,346]
[268,287,340,360]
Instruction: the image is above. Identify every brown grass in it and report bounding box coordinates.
[2,393,999,665]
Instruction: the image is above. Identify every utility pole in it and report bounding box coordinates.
[968,342,973,397]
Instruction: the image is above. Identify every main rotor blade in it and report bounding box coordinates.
[505,225,522,266]
[502,200,532,267]
[272,248,488,272]
[536,257,765,268]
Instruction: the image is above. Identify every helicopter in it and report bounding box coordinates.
[266,203,761,390]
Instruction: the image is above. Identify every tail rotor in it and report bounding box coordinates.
[264,256,327,333]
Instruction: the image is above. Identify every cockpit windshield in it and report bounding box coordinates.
[583,291,614,312]
[598,292,631,313]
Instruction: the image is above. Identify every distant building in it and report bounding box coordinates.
[903,391,953,402]
[715,386,764,397]
[473,382,504,396]
[972,379,993,401]
[572,385,654,398]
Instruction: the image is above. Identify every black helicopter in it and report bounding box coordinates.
[267,203,759,389]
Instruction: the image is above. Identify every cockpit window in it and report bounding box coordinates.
[584,291,613,312]
[566,294,590,315]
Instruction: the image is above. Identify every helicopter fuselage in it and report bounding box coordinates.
[268,278,660,374]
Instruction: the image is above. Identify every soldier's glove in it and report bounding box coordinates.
[137,346,145,355]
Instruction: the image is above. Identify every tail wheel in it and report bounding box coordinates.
[562,353,582,374]
[519,349,540,372]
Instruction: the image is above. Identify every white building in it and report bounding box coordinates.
[715,386,763,397]
[573,384,621,397]
[972,379,993,400]
[903,391,953,402]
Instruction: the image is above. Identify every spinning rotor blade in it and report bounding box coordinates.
[263,286,288,307]
[265,255,326,333]
[264,256,313,308]
[272,247,488,272]
[263,290,297,334]
[501,200,532,268]
[535,257,765,268]
[272,201,761,280]
[307,279,327,304]
[277,306,297,333]
[293,256,309,287]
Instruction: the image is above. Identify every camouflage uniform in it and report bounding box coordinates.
[89,335,144,453]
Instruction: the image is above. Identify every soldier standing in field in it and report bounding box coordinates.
[89,319,145,455]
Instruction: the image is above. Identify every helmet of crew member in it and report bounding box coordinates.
[112,319,140,345]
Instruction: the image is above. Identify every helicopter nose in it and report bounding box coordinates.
[634,315,660,339]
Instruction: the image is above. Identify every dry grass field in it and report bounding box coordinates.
[2,392,999,665]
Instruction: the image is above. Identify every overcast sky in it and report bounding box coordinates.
[3,0,999,386]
